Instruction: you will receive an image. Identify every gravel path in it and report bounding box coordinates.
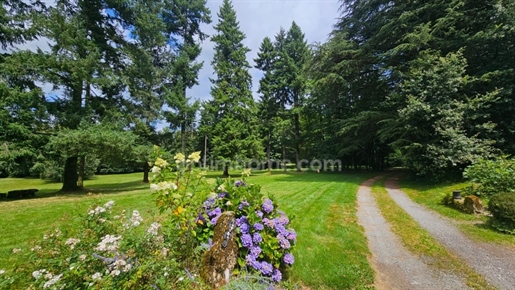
[384,176,515,290]
[357,176,468,290]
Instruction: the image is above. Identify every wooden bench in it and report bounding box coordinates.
[3,189,39,199]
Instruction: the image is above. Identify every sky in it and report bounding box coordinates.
[191,0,342,101]
[7,0,341,105]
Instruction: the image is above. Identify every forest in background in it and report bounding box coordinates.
[1,0,515,190]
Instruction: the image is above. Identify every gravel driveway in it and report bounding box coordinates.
[384,176,515,290]
[357,176,469,290]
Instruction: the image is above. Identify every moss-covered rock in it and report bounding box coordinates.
[201,211,238,289]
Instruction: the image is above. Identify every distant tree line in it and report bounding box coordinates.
[2,0,514,190]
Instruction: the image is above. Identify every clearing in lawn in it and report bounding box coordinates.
[0,171,376,289]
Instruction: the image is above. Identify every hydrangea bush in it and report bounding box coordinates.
[196,175,296,282]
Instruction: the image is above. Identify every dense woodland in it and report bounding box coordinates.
[1,0,514,190]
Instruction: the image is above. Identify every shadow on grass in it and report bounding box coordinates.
[248,170,381,184]
[0,180,150,202]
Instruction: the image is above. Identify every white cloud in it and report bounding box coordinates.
[188,0,341,102]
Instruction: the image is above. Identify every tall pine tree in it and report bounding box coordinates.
[204,0,261,176]
[162,0,211,154]
[255,36,278,172]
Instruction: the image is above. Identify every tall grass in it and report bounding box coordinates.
[0,171,376,289]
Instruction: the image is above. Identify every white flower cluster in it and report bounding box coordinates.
[32,269,47,279]
[12,248,21,254]
[65,238,80,250]
[31,245,42,252]
[161,247,169,257]
[129,210,143,227]
[104,200,115,210]
[91,272,102,280]
[88,200,115,216]
[43,273,63,289]
[146,222,161,236]
[109,257,132,276]
[150,181,178,194]
[89,206,106,216]
[32,269,63,288]
[95,235,122,252]
[0,269,5,275]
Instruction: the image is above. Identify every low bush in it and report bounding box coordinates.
[488,192,515,234]
[463,156,515,196]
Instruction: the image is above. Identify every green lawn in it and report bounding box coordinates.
[0,171,376,289]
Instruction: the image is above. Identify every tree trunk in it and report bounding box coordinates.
[181,83,187,154]
[143,161,149,183]
[77,156,85,188]
[282,142,287,172]
[61,156,79,192]
[181,115,186,154]
[223,164,229,177]
[203,135,208,168]
[267,133,271,173]
[294,112,302,172]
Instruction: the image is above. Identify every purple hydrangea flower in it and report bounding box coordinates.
[250,245,261,258]
[272,269,282,282]
[283,253,294,265]
[262,199,274,213]
[252,232,262,244]
[241,234,253,248]
[253,222,264,231]
[208,207,222,218]
[246,255,262,270]
[239,222,250,234]
[277,234,291,249]
[276,212,289,225]
[195,213,206,224]
[260,261,273,276]
[255,210,264,218]
[236,216,248,227]
[238,200,250,210]
[286,229,297,242]
[210,216,220,225]
[203,198,215,209]
[274,223,288,236]
[234,180,247,187]
[263,218,275,228]
[218,192,227,199]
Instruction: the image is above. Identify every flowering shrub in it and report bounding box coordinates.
[150,147,296,283]
[197,174,296,282]
[148,148,211,264]
[0,148,296,288]
[0,200,199,289]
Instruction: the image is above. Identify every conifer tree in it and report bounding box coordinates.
[255,37,278,172]
[204,0,261,176]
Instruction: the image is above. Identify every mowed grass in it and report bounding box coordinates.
[398,178,515,248]
[0,173,156,268]
[255,172,377,289]
[0,170,377,289]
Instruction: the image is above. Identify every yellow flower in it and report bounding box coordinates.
[242,168,251,177]
[154,157,169,168]
[187,151,201,163]
[174,153,185,163]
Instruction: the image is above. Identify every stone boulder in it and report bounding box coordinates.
[200,211,238,289]
[463,195,484,214]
